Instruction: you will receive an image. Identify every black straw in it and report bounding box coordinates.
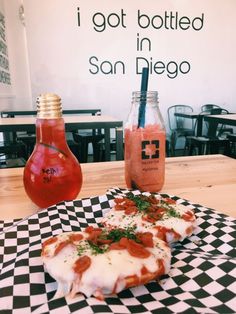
[141,67,149,92]
[138,67,149,128]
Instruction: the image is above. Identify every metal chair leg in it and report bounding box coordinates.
[170,132,177,156]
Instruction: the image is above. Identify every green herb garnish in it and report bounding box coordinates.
[160,200,181,218]
[126,193,181,220]
[166,207,181,218]
[87,240,108,255]
[79,226,142,256]
[106,226,138,242]
[77,242,89,256]
[126,193,150,211]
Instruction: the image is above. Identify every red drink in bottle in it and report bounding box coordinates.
[23,93,83,208]
[125,91,165,192]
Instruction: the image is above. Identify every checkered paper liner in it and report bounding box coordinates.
[0,188,235,314]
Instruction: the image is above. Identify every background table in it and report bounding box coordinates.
[0,115,123,161]
[1,109,101,117]
[0,154,235,220]
[204,113,236,127]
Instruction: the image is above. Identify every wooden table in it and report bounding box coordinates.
[1,109,101,117]
[0,115,123,161]
[204,113,236,126]
[0,154,235,220]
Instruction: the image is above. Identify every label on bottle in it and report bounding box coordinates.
[42,167,58,183]
[125,124,165,192]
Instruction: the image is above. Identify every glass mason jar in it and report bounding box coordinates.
[124,91,166,192]
[23,93,83,208]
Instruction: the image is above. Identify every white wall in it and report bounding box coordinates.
[7,0,236,125]
[0,0,32,110]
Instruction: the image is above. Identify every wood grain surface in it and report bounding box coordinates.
[0,154,235,220]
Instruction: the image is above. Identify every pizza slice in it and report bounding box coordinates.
[101,193,197,244]
[42,226,171,300]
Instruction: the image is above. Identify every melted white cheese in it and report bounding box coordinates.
[102,201,196,243]
[42,232,171,299]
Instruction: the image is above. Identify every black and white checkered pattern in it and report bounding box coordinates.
[0,187,235,313]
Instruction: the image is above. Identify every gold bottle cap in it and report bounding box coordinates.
[36,93,62,118]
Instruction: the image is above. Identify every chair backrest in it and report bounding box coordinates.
[167,105,193,131]
[201,104,221,112]
[205,108,229,138]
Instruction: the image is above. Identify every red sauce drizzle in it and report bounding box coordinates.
[154,225,180,242]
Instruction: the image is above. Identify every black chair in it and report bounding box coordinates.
[227,134,236,158]
[70,109,105,163]
[200,105,220,137]
[186,108,230,156]
[0,138,26,168]
[201,104,221,112]
[1,110,36,159]
[96,135,124,162]
[200,105,233,137]
[0,156,25,168]
[167,105,195,156]
[72,131,104,162]
[16,133,35,158]
[0,113,27,168]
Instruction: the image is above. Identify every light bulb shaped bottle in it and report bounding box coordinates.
[23,93,83,208]
[125,91,166,192]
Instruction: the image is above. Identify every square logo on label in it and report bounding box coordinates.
[142,140,159,159]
